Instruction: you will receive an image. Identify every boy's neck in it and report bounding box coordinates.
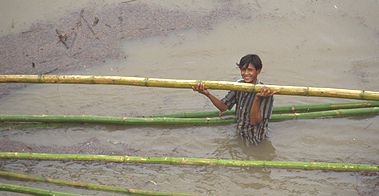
[243,79,258,84]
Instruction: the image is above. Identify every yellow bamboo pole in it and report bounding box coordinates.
[0,74,378,100]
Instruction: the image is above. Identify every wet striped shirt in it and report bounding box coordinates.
[221,80,274,144]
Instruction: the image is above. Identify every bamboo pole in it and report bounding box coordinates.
[271,101,379,114]
[0,115,235,126]
[0,182,79,196]
[0,170,195,196]
[155,101,379,118]
[0,107,378,126]
[0,74,378,100]
[0,152,377,172]
[270,107,379,122]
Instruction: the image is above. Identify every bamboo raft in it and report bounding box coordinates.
[1,74,379,100]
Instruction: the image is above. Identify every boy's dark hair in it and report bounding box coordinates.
[236,54,262,70]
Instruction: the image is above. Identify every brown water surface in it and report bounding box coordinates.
[0,0,378,195]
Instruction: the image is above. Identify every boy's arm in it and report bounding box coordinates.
[250,86,274,125]
[205,93,229,112]
[193,83,228,112]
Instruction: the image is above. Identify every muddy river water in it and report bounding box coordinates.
[0,0,378,195]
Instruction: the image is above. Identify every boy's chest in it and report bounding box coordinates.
[235,92,256,112]
[236,92,255,102]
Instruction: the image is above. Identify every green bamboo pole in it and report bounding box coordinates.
[0,107,378,126]
[0,115,235,126]
[0,171,195,196]
[270,107,379,122]
[153,110,235,118]
[0,74,378,100]
[155,101,379,118]
[0,182,79,196]
[271,101,379,114]
[0,152,377,172]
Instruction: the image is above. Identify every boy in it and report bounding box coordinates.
[193,54,274,144]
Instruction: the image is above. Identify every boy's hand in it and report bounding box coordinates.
[192,83,210,96]
[256,86,275,97]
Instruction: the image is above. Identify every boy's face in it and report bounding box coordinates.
[240,63,261,83]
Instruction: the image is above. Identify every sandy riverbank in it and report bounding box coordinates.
[0,0,242,97]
